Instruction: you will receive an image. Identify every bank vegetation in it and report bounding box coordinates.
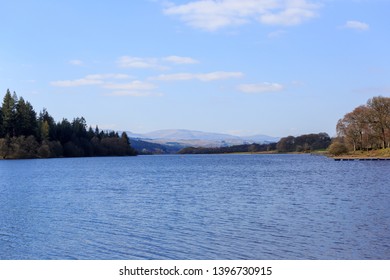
[178,133,331,154]
[0,90,137,159]
[329,96,390,156]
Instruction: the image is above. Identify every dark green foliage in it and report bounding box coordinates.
[15,97,38,137]
[178,133,330,155]
[276,136,295,153]
[1,89,17,137]
[276,133,331,153]
[57,119,73,144]
[130,139,184,154]
[178,143,277,154]
[0,90,137,159]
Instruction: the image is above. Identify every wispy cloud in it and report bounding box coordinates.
[86,74,130,80]
[51,73,131,87]
[105,91,163,97]
[238,82,284,93]
[343,20,369,31]
[51,73,161,97]
[103,81,157,91]
[153,71,244,81]
[260,1,319,26]
[163,0,321,31]
[117,56,163,69]
[163,55,199,64]
[117,55,199,69]
[50,78,104,87]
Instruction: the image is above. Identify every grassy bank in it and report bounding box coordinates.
[332,148,390,159]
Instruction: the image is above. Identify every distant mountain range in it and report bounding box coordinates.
[126,129,279,153]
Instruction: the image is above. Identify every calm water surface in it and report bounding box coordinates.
[0,154,389,259]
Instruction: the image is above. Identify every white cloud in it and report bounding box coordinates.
[51,73,131,87]
[50,78,104,87]
[260,1,319,26]
[117,56,165,69]
[343,20,369,31]
[104,81,157,91]
[105,91,163,97]
[238,82,284,93]
[85,74,131,80]
[117,55,199,69]
[153,71,244,81]
[163,55,199,64]
[51,73,162,97]
[163,0,321,31]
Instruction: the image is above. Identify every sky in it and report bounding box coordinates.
[1,0,389,137]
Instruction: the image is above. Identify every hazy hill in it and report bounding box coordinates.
[129,138,184,154]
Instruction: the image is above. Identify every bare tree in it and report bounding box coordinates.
[336,96,390,151]
[367,96,390,149]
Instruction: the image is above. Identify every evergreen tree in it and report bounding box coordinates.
[15,97,38,137]
[1,89,18,137]
[58,118,73,144]
[38,108,56,141]
[87,126,95,140]
[0,106,3,137]
[0,90,137,158]
[71,117,87,139]
[121,132,130,145]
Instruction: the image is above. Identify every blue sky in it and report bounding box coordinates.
[1,0,389,137]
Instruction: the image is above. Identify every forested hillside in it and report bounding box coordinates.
[0,90,137,159]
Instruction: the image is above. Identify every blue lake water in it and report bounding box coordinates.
[0,154,389,260]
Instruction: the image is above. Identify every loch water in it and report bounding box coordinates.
[0,154,389,259]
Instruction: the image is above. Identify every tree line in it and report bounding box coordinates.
[178,143,277,154]
[276,133,331,153]
[0,90,137,159]
[333,96,390,154]
[178,133,331,154]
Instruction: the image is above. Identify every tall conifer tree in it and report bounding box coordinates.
[1,89,18,137]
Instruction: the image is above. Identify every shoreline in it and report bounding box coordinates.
[333,156,390,161]
[329,148,390,161]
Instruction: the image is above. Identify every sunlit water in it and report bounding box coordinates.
[0,154,389,259]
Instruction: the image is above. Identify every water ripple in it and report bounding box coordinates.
[1,155,390,259]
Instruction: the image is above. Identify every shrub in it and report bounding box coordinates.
[328,142,348,156]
